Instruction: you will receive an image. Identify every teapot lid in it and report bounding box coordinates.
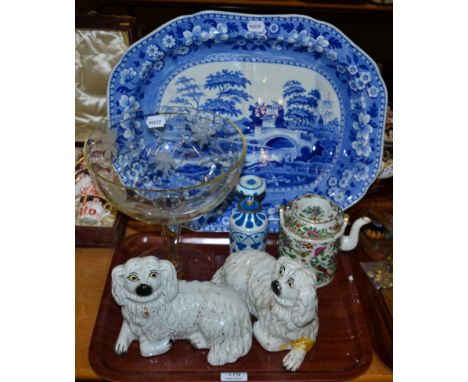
[282,194,346,241]
[291,194,342,224]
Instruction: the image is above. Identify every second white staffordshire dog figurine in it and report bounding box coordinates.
[212,249,319,371]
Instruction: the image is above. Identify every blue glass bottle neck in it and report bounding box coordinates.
[238,196,262,212]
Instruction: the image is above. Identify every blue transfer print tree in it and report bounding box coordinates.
[282,80,322,128]
[171,76,206,109]
[202,69,252,118]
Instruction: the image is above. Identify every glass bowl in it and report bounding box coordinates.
[84,106,246,271]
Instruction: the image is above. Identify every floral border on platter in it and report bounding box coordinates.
[107,11,387,230]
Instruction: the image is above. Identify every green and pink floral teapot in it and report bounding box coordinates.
[279,194,370,287]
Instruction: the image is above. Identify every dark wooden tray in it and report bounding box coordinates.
[75,212,127,248]
[350,245,393,371]
[89,233,372,381]
[347,205,393,371]
[75,143,128,248]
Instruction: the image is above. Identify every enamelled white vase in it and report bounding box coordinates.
[229,175,268,253]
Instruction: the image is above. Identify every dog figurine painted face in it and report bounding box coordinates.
[113,256,173,305]
[271,257,318,328]
[212,250,319,372]
[111,255,252,366]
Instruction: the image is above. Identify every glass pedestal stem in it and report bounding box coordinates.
[161,223,183,276]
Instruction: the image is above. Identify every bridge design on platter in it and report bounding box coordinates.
[246,125,317,161]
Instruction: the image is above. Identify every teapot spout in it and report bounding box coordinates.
[340,216,371,251]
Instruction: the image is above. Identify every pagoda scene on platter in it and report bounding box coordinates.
[163,63,342,197]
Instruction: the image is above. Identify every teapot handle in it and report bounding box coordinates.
[279,205,286,227]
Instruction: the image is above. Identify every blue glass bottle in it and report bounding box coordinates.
[229,175,268,253]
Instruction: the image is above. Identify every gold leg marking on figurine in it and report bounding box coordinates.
[281,337,315,352]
